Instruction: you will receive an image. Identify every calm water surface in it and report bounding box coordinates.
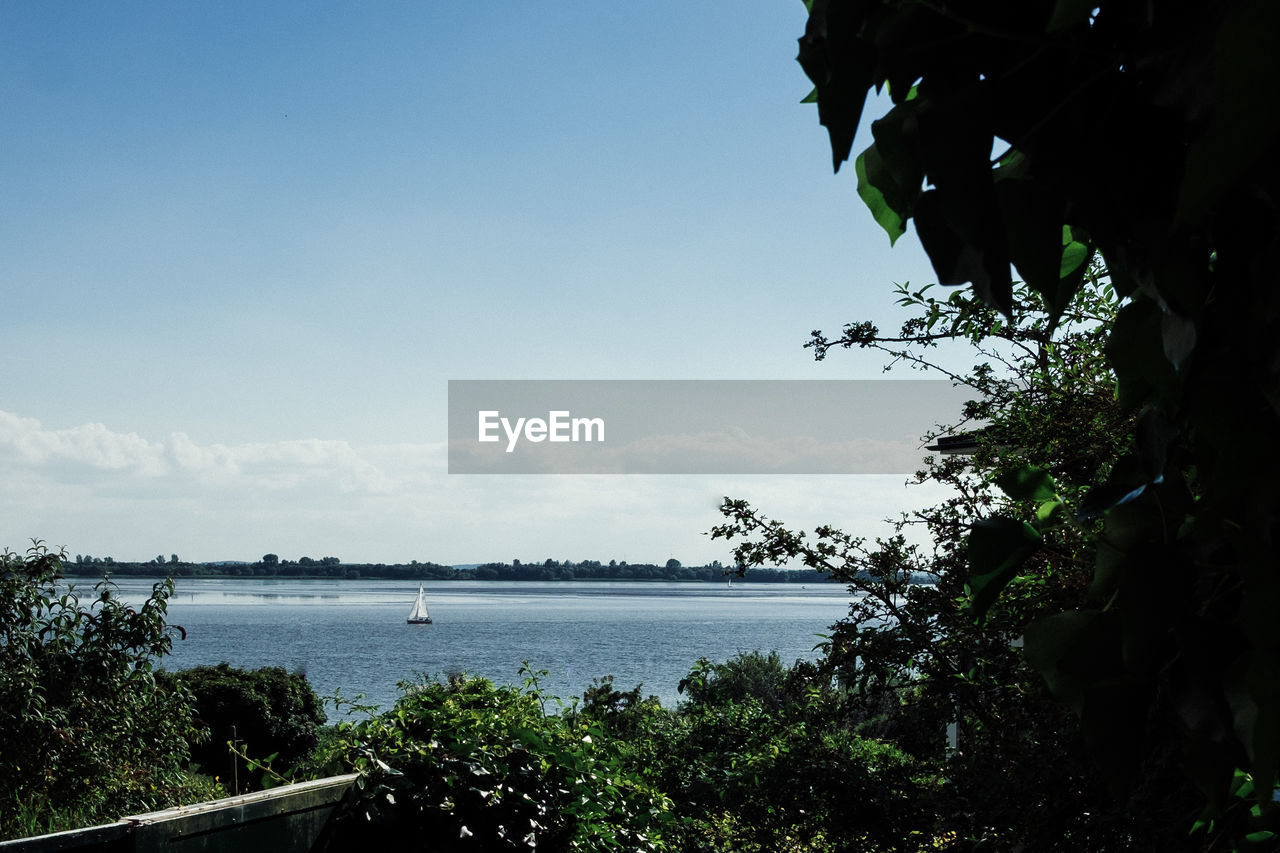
[110,579,851,713]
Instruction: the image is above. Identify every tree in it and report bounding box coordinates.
[715,276,1205,847]
[261,553,279,567]
[0,542,206,838]
[794,0,1280,837]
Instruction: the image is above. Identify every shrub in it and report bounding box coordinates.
[317,667,671,851]
[651,654,940,852]
[168,663,326,793]
[0,542,200,839]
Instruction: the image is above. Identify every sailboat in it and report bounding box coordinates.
[407,585,433,624]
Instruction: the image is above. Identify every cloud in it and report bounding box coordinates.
[0,410,443,493]
[0,410,168,475]
[0,409,948,565]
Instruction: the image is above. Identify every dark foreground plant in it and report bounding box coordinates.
[793,1,1280,842]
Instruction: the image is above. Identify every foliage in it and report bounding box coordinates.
[314,666,671,851]
[714,276,1210,848]
[166,663,327,793]
[624,653,940,852]
[676,650,816,713]
[795,0,1280,840]
[61,555,823,583]
[0,542,206,839]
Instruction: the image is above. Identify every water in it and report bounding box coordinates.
[106,578,852,714]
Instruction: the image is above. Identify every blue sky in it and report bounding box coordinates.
[0,2,959,564]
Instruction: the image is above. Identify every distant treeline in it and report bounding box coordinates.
[62,554,833,584]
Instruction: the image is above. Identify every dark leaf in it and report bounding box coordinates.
[995,464,1058,503]
[854,101,926,245]
[1161,311,1196,371]
[966,516,1042,621]
[1134,408,1177,482]
[1174,1,1280,226]
[1106,298,1179,409]
[1077,477,1146,521]
[1025,611,1118,714]
[914,190,1014,316]
[1047,0,1096,31]
[996,178,1069,317]
[797,0,876,172]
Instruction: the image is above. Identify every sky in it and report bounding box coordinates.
[0,2,965,565]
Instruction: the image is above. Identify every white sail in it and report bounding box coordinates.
[407,585,432,623]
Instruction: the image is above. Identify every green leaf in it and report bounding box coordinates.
[800,87,818,104]
[966,517,1042,621]
[1060,226,1089,278]
[995,465,1058,503]
[1037,498,1067,525]
[855,147,907,246]
[852,103,925,246]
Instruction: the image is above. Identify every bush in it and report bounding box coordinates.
[168,663,327,793]
[316,667,671,851]
[675,650,822,713]
[650,654,940,852]
[0,542,201,839]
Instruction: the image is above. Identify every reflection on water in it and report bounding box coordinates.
[108,579,851,713]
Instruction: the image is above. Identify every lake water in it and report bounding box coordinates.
[108,579,852,715]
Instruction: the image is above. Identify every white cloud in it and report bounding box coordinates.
[0,410,168,475]
[0,411,442,494]
[0,410,950,566]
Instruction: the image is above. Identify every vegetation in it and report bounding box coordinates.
[4,269,1223,851]
[0,543,216,839]
[645,653,939,852]
[312,667,672,852]
[62,555,829,583]
[715,273,1214,848]
[771,0,1280,845]
[303,655,940,853]
[13,2,1279,848]
[165,663,327,794]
